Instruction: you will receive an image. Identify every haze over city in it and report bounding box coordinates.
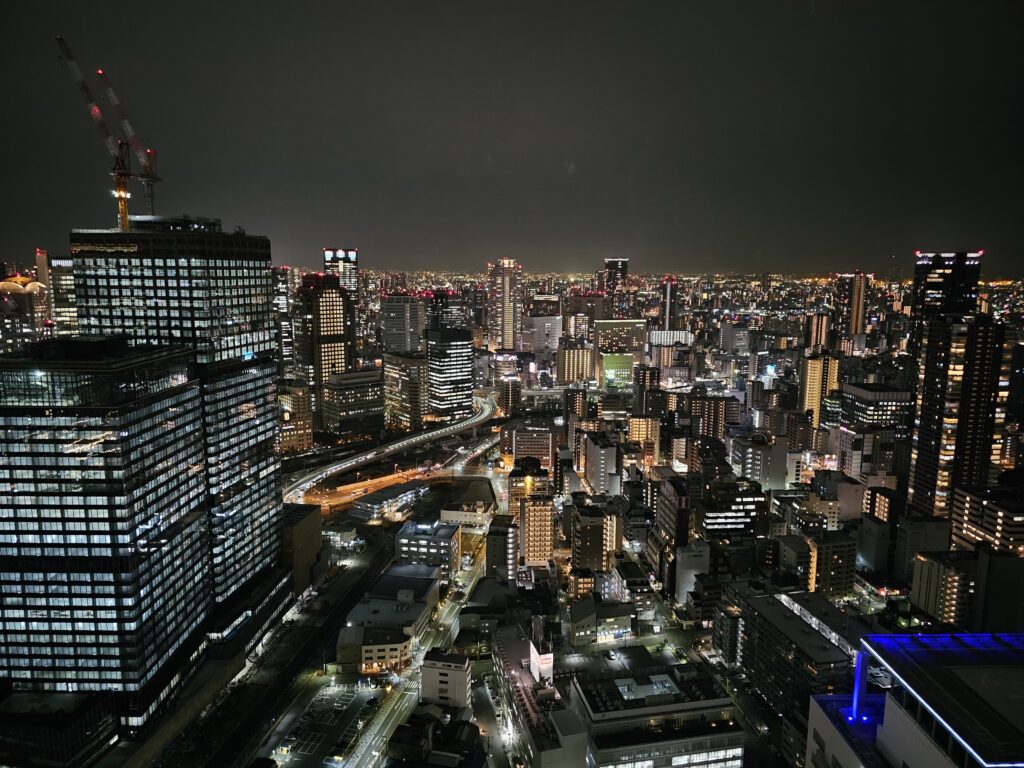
[5,1,1024,275]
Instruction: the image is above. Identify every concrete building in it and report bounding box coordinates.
[566,595,635,646]
[487,258,523,350]
[569,653,745,768]
[806,633,1024,768]
[486,515,518,580]
[395,520,462,582]
[799,353,840,429]
[583,432,619,496]
[556,338,594,384]
[426,328,474,423]
[951,484,1024,554]
[381,294,426,354]
[321,367,384,442]
[420,649,472,708]
[281,503,326,597]
[491,626,588,767]
[740,592,850,765]
[383,352,429,432]
[277,377,314,453]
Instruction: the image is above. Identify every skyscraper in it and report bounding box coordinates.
[909,313,1007,517]
[34,248,77,336]
[383,352,429,432]
[426,289,467,331]
[426,328,474,423]
[799,352,840,429]
[601,257,628,293]
[322,247,359,295]
[293,272,357,414]
[660,275,681,331]
[381,294,426,354]
[486,258,523,350]
[71,215,281,607]
[271,265,294,374]
[849,270,867,337]
[909,251,981,355]
[0,337,209,726]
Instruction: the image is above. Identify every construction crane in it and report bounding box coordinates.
[56,36,158,230]
[96,68,160,215]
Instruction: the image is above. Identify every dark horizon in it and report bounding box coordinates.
[4,1,1024,276]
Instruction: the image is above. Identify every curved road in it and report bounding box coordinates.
[283,396,496,504]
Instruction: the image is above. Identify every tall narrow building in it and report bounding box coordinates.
[71,215,282,608]
[34,248,77,336]
[426,328,474,423]
[909,251,981,356]
[799,352,840,429]
[271,265,294,374]
[293,272,357,415]
[849,270,867,337]
[322,246,359,295]
[0,337,209,729]
[909,313,1007,517]
[486,258,523,350]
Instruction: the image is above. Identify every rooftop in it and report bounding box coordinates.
[862,633,1024,766]
[746,593,849,665]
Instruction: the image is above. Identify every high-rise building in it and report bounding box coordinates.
[383,352,429,432]
[0,337,209,726]
[520,313,562,352]
[799,353,840,429]
[322,247,359,294]
[486,258,523,350]
[601,258,629,293]
[0,275,47,353]
[909,251,981,356]
[571,503,621,572]
[322,368,384,442]
[909,314,1006,517]
[660,275,681,331]
[381,294,426,354]
[951,484,1024,554]
[34,248,77,336]
[593,319,646,355]
[71,215,281,607]
[293,272,357,415]
[426,289,466,331]
[508,459,554,567]
[278,377,314,453]
[804,311,832,351]
[556,337,593,384]
[849,270,867,336]
[485,515,518,580]
[271,266,294,374]
[426,328,473,423]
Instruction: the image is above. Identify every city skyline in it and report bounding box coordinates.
[5,1,1024,276]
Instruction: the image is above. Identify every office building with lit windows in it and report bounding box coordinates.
[0,337,209,729]
[383,352,429,432]
[381,294,426,354]
[426,328,473,423]
[322,247,359,294]
[70,215,282,610]
[909,314,1006,517]
[486,257,523,350]
[34,248,77,336]
[293,272,357,416]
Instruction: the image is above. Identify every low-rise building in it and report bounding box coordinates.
[395,519,462,582]
[336,625,413,680]
[569,654,746,768]
[351,479,428,521]
[421,649,472,708]
[566,595,635,646]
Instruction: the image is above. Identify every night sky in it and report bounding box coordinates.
[4,1,1023,276]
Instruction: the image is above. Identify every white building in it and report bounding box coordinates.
[806,633,1024,768]
[381,294,426,354]
[420,648,472,708]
